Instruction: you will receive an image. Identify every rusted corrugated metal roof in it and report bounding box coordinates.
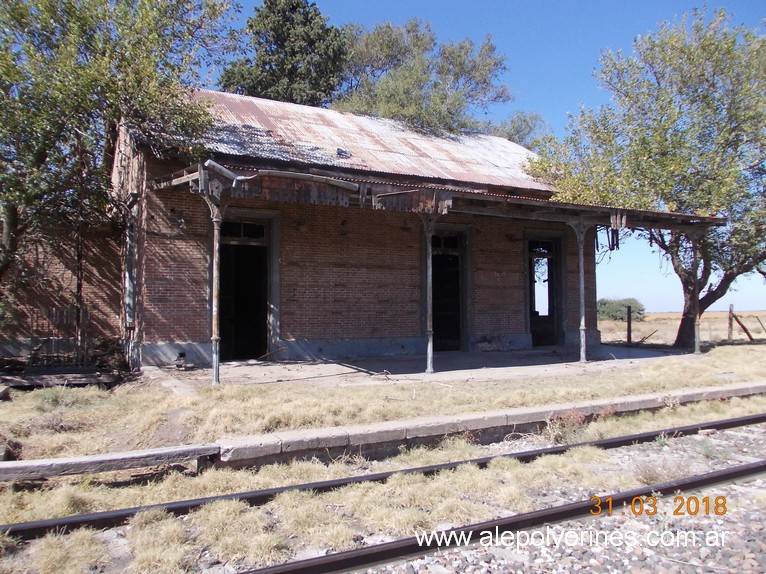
[199,89,555,193]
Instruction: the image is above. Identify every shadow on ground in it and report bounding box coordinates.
[329,344,686,376]
[177,343,693,388]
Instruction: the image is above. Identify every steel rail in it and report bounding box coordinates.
[243,458,766,574]
[2,412,765,541]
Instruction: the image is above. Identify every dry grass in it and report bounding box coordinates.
[2,395,764,570]
[127,510,197,574]
[2,394,766,527]
[1,344,764,464]
[270,490,359,550]
[181,345,766,443]
[0,529,110,574]
[543,408,588,444]
[191,500,289,566]
[631,457,688,485]
[579,395,766,442]
[0,380,184,460]
[0,336,763,572]
[600,310,766,345]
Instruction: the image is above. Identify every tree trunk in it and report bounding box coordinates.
[674,270,699,349]
[674,266,737,349]
[675,307,697,348]
[0,205,21,286]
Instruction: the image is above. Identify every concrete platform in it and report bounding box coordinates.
[167,344,687,390]
[215,379,766,468]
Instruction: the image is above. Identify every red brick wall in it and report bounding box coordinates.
[141,189,211,342]
[436,214,598,340]
[279,204,421,339]
[138,174,598,347]
[222,185,423,340]
[464,215,529,336]
[4,230,121,341]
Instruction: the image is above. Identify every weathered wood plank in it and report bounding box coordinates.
[1,373,121,389]
[0,444,220,481]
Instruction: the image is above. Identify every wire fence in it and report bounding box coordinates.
[26,306,91,368]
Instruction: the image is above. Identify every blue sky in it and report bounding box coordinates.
[231,1,765,312]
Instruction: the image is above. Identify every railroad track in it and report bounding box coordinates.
[242,459,766,574]
[2,412,765,543]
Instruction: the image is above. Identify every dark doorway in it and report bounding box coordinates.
[529,239,560,346]
[220,223,268,361]
[432,233,463,351]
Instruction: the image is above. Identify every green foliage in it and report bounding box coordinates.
[220,9,544,139]
[220,0,347,106]
[527,9,766,346]
[597,298,646,322]
[0,0,236,289]
[333,18,511,134]
[491,110,551,151]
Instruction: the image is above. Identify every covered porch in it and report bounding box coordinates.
[151,160,721,385]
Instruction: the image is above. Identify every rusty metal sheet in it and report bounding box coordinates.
[198,90,554,193]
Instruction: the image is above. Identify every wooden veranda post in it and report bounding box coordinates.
[423,216,435,374]
[196,164,223,385]
[210,209,222,385]
[569,220,591,363]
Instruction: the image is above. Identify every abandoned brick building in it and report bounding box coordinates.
[2,90,719,375]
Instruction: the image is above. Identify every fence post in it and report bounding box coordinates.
[626,305,632,345]
[733,313,754,342]
[728,304,733,342]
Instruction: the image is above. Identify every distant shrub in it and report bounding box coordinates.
[597,298,646,322]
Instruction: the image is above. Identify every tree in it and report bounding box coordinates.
[527,9,766,348]
[597,298,646,322]
[219,0,347,106]
[1,0,236,309]
[334,19,511,134]
[492,110,551,151]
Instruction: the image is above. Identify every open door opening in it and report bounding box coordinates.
[529,239,560,346]
[220,221,268,361]
[432,233,463,351]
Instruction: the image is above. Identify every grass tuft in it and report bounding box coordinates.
[192,500,289,566]
[27,529,108,574]
[127,510,196,573]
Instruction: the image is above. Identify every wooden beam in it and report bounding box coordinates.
[452,205,598,226]
[258,170,360,191]
[0,445,220,481]
[1,373,121,388]
[152,165,201,190]
[451,201,721,232]
[375,189,453,214]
